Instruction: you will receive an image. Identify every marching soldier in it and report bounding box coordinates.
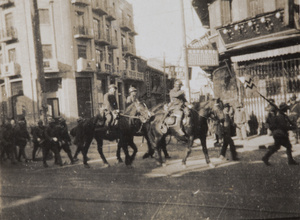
[57,117,75,164]
[1,117,17,164]
[43,118,62,167]
[15,118,30,162]
[262,102,299,166]
[31,120,45,161]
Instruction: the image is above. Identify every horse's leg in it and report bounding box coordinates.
[128,136,138,162]
[95,135,109,166]
[161,137,170,159]
[82,136,93,168]
[143,134,154,159]
[182,136,194,167]
[200,134,215,168]
[116,141,123,163]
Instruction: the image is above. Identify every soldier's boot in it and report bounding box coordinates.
[287,148,299,165]
[262,150,274,166]
[68,152,76,164]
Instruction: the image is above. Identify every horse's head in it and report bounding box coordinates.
[125,101,151,123]
[198,100,225,122]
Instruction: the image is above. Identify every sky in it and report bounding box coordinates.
[126,0,207,66]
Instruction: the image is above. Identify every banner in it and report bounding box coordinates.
[187,48,219,66]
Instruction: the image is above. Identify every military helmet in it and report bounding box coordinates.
[108,84,117,90]
[58,117,66,123]
[279,102,289,111]
[129,86,137,93]
[291,94,297,101]
[77,117,83,123]
[174,79,183,86]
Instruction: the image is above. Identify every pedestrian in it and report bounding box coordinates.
[31,120,45,161]
[72,117,87,161]
[213,99,223,147]
[265,99,277,136]
[43,118,63,167]
[262,102,299,166]
[234,103,248,140]
[1,117,17,164]
[57,117,76,164]
[15,118,30,162]
[218,103,239,161]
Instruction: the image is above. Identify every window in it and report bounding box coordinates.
[8,48,16,62]
[77,45,87,59]
[76,11,84,27]
[96,49,101,64]
[42,45,52,59]
[131,59,135,71]
[249,0,264,17]
[5,13,13,30]
[45,78,61,92]
[93,19,100,39]
[108,50,113,64]
[47,98,60,118]
[39,9,50,24]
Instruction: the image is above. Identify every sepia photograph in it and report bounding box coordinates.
[1,0,300,219]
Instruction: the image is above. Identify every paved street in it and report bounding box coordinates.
[1,135,300,219]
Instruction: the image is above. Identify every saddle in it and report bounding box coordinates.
[162,107,191,135]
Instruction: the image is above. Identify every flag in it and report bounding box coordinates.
[237,76,255,89]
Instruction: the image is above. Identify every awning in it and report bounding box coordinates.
[231,44,300,63]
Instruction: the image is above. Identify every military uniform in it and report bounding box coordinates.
[15,120,30,162]
[58,118,75,164]
[103,85,119,130]
[1,120,16,164]
[219,104,239,161]
[262,103,298,165]
[31,121,45,161]
[43,119,62,167]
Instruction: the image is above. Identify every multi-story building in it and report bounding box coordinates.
[0,0,146,125]
[193,0,300,122]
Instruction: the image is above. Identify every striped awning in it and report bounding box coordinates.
[231,44,300,63]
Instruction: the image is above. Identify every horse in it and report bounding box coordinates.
[147,99,224,168]
[79,101,152,168]
[289,101,300,143]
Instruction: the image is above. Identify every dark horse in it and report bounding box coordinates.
[147,99,224,168]
[79,101,151,168]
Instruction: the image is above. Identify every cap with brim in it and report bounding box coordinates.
[108,84,117,89]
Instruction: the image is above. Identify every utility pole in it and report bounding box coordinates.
[180,0,191,102]
[163,52,167,102]
[31,0,47,123]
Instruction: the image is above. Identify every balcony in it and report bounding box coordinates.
[0,0,14,8]
[94,31,110,46]
[74,26,93,39]
[111,65,122,77]
[136,71,144,81]
[71,0,89,6]
[92,0,108,16]
[123,69,143,81]
[43,59,59,73]
[0,62,20,77]
[0,27,17,43]
[120,16,134,32]
[106,7,116,21]
[76,58,96,72]
[96,61,111,74]
[108,37,118,49]
[122,45,136,57]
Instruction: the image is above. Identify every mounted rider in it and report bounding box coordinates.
[103,84,119,132]
[161,79,190,136]
[126,86,138,107]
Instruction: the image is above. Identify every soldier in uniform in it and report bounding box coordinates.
[219,103,239,161]
[43,118,62,167]
[57,117,75,164]
[262,102,299,166]
[265,99,278,136]
[126,86,138,107]
[15,118,30,162]
[162,79,188,136]
[103,84,119,132]
[1,117,17,164]
[31,120,45,161]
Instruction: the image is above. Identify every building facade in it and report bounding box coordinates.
[0,0,146,125]
[193,0,300,122]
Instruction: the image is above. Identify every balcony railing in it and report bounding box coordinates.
[92,0,108,16]
[77,58,96,72]
[74,26,93,39]
[112,65,122,77]
[43,59,59,73]
[123,69,144,81]
[122,45,136,56]
[0,27,17,43]
[94,30,110,45]
[106,7,116,21]
[108,37,118,49]
[96,61,112,74]
[0,62,20,77]
[0,0,14,8]
[71,0,89,6]
[120,16,134,32]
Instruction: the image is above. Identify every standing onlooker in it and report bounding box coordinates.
[219,103,239,161]
[288,94,299,144]
[1,117,17,164]
[262,102,298,166]
[234,103,247,140]
[213,100,223,147]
